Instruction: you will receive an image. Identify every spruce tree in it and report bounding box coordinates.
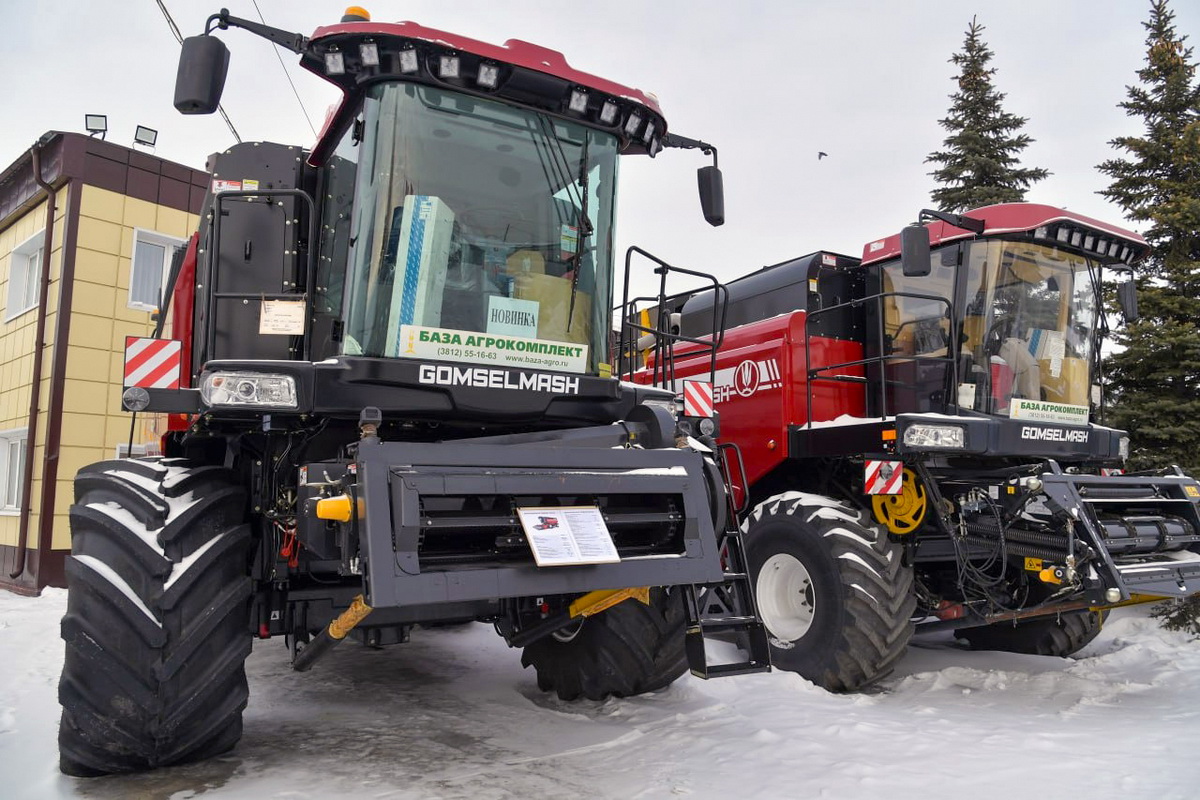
[1098,0,1200,636]
[926,17,1049,212]
[1098,0,1200,477]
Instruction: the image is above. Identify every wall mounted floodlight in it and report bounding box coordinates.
[133,125,158,149]
[84,114,108,139]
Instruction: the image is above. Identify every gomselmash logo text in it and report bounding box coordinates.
[1020,426,1088,443]
[418,364,579,394]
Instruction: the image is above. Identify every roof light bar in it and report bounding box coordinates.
[1031,222,1143,263]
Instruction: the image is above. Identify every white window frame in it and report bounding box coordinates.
[129,229,186,312]
[0,427,29,515]
[6,231,45,322]
[116,442,161,459]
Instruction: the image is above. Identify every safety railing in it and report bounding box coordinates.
[616,246,728,391]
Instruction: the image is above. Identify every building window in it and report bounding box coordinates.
[116,442,161,459]
[129,230,185,311]
[6,231,44,321]
[0,428,28,513]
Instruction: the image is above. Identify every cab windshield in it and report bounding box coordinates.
[342,83,618,374]
[960,240,1099,421]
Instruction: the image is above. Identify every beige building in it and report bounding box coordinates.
[0,131,206,594]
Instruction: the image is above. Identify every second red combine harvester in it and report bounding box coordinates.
[656,204,1200,691]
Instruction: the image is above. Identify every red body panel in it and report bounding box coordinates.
[166,233,199,434]
[659,312,865,492]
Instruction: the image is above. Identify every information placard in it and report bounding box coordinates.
[259,300,306,335]
[516,506,619,567]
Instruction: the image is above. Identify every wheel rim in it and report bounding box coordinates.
[756,553,816,642]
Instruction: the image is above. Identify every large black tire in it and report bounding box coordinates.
[58,457,253,776]
[745,492,916,692]
[955,610,1107,656]
[521,587,687,700]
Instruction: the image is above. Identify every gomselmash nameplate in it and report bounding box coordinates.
[516,506,619,567]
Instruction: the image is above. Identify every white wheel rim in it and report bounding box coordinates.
[756,553,816,642]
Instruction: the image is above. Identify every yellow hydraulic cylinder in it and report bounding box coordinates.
[292,594,374,672]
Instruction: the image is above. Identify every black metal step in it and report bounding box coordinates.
[682,527,772,679]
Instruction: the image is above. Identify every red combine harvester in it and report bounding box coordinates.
[56,7,768,776]
[655,204,1200,691]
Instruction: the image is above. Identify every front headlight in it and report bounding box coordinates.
[201,371,298,408]
[903,424,965,449]
[1118,435,1130,461]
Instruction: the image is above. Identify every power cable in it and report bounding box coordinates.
[251,0,319,138]
[154,0,242,143]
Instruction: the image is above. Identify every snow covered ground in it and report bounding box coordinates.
[3,589,1199,799]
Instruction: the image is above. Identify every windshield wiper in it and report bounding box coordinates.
[567,134,592,330]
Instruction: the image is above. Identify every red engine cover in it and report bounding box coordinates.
[646,311,865,500]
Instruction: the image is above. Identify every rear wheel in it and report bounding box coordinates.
[521,588,687,700]
[745,492,916,692]
[58,457,253,776]
[955,610,1107,657]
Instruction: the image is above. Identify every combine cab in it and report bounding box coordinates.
[56,8,766,776]
[669,204,1200,691]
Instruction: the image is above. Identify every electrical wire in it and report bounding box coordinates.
[251,0,319,138]
[153,0,242,142]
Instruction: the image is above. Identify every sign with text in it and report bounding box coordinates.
[259,300,306,335]
[486,295,539,338]
[397,324,587,374]
[517,506,619,566]
[1010,398,1089,426]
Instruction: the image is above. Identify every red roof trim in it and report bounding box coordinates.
[861,203,1147,265]
[309,20,663,115]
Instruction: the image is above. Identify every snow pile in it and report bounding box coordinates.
[2,589,1198,799]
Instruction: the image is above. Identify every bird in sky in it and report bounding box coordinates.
[818,151,828,160]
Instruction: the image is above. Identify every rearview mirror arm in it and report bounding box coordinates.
[917,208,985,235]
[660,133,719,169]
[204,7,309,54]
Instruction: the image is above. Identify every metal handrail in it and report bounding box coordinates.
[616,246,728,390]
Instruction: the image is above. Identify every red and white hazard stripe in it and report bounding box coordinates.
[124,337,182,389]
[864,460,904,495]
[682,380,714,418]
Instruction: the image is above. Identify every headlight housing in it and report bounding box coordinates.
[902,423,965,449]
[201,371,298,408]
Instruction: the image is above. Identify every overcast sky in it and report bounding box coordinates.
[3,1,1197,289]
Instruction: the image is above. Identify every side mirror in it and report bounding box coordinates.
[900,224,931,277]
[1117,278,1138,323]
[697,165,724,227]
[174,35,230,115]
